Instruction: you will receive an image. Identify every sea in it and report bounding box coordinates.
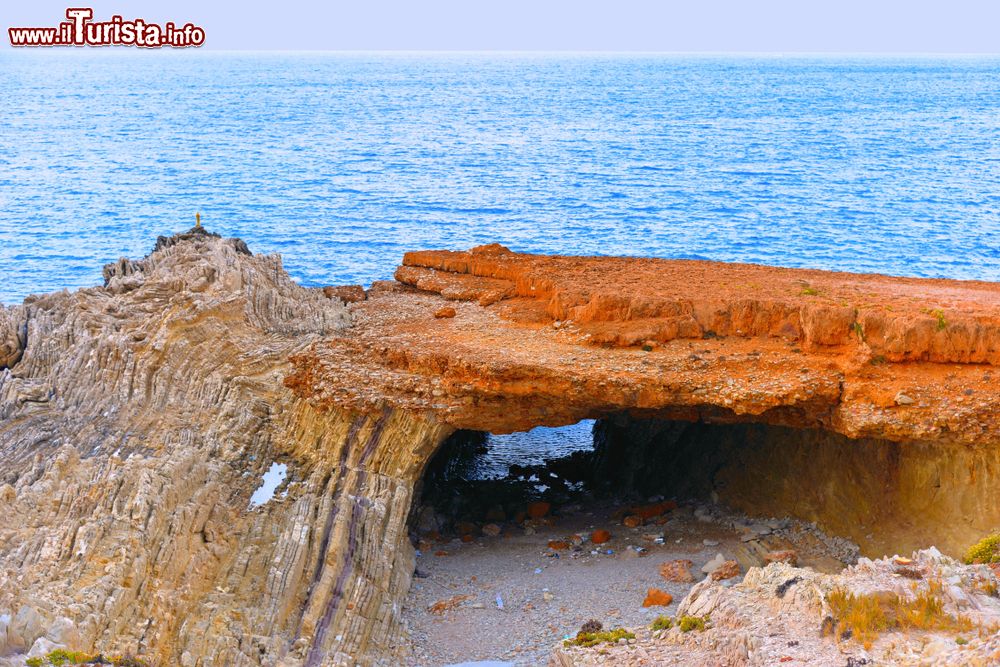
[3,52,1000,307]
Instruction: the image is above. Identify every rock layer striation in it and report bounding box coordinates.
[0,229,431,666]
[2,236,999,665]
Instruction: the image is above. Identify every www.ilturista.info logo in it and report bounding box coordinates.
[8,8,205,48]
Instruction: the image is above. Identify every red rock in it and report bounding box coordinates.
[482,523,501,537]
[710,560,741,581]
[434,306,457,319]
[765,550,799,566]
[455,521,477,536]
[322,284,366,303]
[547,540,570,550]
[641,588,673,607]
[630,500,677,520]
[527,501,551,519]
[623,515,643,528]
[659,559,696,583]
[293,248,1000,442]
[591,529,612,544]
[470,243,512,256]
[460,534,474,543]
[513,511,527,524]
[434,550,448,557]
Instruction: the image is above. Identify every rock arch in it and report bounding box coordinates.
[1,233,998,665]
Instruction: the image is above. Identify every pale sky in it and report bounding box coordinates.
[3,0,1000,52]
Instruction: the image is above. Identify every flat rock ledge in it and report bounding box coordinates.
[294,243,1000,442]
[1,235,998,666]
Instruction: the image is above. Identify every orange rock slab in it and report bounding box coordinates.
[283,246,1000,557]
[287,246,1000,443]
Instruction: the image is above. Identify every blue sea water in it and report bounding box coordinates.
[2,52,1000,305]
[477,420,595,479]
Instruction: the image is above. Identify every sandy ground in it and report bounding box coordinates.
[401,501,854,666]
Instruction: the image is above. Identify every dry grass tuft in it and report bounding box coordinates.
[826,584,977,649]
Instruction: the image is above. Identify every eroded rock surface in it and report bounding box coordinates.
[294,244,1000,439]
[2,237,1000,666]
[0,229,439,666]
[287,245,1000,557]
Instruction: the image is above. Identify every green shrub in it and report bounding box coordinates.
[24,651,149,667]
[650,615,673,631]
[563,627,635,648]
[678,615,710,632]
[964,533,1000,564]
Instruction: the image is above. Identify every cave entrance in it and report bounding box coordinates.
[412,420,598,530]
[400,407,1000,664]
[409,414,883,535]
[411,416,728,532]
[413,412,977,556]
[403,414,868,666]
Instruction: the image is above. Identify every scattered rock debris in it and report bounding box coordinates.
[402,499,863,665]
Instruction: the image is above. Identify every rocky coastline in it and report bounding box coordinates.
[1,229,998,666]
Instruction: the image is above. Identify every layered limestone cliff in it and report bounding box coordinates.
[1,234,999,665]
[0,229,444,666]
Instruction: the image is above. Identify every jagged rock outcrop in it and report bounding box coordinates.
[0,229,436,666]
[0,306,26,370]
[2,236,999,665]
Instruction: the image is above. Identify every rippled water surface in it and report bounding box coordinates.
[475,420,596,480]
[3,53,1000,304]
